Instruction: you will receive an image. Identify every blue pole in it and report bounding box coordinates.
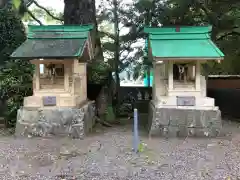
[133,108,139,153]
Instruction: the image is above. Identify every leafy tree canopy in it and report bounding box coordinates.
[0,8,33,126]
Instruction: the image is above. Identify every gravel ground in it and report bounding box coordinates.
[0,120,239,179]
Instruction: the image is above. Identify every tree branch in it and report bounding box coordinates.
[25,0,35,7]
[27,9,43,25]
[32,0,63,21]
[99,31,116,40]
[216,30,240,41]
[194,0,219,27]
[120,53,130,62]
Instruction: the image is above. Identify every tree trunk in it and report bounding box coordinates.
[63,0,111,124]
[64,0,95,25]
[145,7,152,87]
[147,68,150,87]
[113,0,120,117]
[64,0,103,58]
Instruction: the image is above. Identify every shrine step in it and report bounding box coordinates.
[40,85,64,89]
[34,91,72,96]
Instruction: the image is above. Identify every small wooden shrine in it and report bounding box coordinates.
[144,26,224,137]
[11,25,96,138]
[11,25,94,108]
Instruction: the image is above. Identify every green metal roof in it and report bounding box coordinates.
[28,24,93,32]
[11,39,86,59]
[144,26,224,59]
[144,26,211,34]
[11,25,93,59]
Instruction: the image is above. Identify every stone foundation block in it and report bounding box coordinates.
[148,101,222,138]
[15,101,96,139]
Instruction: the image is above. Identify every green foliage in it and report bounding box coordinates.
[0,9,33,126]
[97,0,145,75]
[22,6,63,24]
[87,60,111,84]
[0,60,33,126]
[105,105,115,122]
[12,0,21,10]
[0,9,26,65]
[11,0,31,17]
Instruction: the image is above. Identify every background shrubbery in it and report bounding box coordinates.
[0,9,33,127]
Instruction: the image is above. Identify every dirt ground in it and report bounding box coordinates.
[0,119,239,179]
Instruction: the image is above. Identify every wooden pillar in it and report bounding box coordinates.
[64,63,69,92]
[35,63,40,90]
[152,62,156,100]
[80,63,87,95]
[195,61,200,91]
[43,64,47,76]
[168,61,173,91]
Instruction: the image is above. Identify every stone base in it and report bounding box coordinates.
[156,96,216,110]
[148,100,222,138]
[15,101,96,139]
[23,94,86,108]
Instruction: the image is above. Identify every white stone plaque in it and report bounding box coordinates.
[177,96,195,106]
[43,96,56,106]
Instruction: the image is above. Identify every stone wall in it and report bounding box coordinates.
[15,101,96,139]
[148,100,222,137]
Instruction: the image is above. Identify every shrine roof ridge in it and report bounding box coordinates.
[144,25,225,59]
[144,26,212,35]
[27,24,94,39]
[28,24,93,32]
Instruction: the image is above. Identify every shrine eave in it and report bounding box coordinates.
[144,26,225,60]
[149,39,224,59]
[11,24,93,59]
[10,38,87,59]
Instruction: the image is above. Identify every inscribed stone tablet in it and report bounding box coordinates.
[43,96,56,106]
[177,96,195,106]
